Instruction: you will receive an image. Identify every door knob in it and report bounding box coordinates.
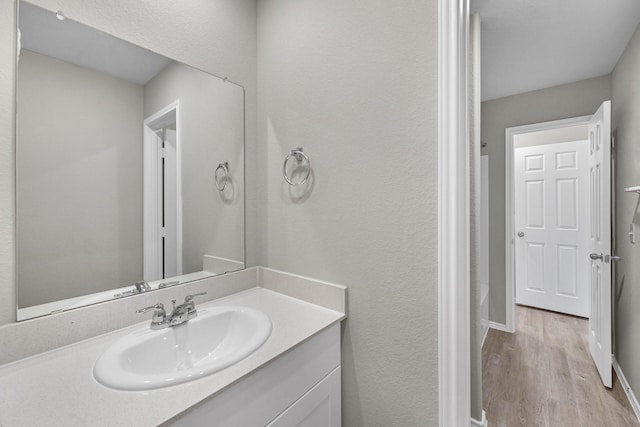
[517,232,525,237]
[611,255,623,262]
[590,253,603,261]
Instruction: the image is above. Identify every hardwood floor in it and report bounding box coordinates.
[482,305,639,426]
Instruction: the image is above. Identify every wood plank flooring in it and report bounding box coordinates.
[482,305,639,426]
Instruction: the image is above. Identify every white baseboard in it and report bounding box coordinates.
[612,355,640,422]
[488,321,511,333]
[470,410,487,427]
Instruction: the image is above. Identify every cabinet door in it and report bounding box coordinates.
[267,367,341,427]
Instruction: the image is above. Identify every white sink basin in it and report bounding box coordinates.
[93,305,272,391]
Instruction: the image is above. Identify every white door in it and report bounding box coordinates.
[143,103,182,282]
[588,100,612,388]
[163,128,179,278]
[514,140,590,317]
[143,127,163,281]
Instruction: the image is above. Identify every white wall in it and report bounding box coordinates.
[611,19,640,409]
[16,50,144,307]
[0,0,257,325]
[481,76,611,324]
[257,0,438,424]
[144,62,245,273]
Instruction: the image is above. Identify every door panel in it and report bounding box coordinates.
[515,139,590,317]
[526,180,545,227]
[525,242,545,292]
[556,178,578,229]
[525,154,544,171]
[588,100,612,388]
[556,151,577,169]
[557,245,578,297]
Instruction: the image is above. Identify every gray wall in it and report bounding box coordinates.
[144,62,245,273]
[481,76,611,324]
[16,50,144,307]
[0,0,257,324]
[611,19,640,407]
[257,0,438,425]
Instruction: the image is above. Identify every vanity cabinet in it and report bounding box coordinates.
[267,366,341,426]
[168,323,342,427]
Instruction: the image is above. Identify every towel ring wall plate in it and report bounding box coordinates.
[215,162,229,191]
[283,147,311,186]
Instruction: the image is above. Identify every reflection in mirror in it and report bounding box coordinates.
[16,1,245,320]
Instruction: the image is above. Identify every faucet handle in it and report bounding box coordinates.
[136,302,164,314]
[184,292,207,303]
[136,303,166,324]
[136,303,164,314]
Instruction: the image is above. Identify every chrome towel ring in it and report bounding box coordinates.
[283,147,311,186]
[215,162,229,191]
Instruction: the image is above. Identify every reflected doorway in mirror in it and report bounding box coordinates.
[143,101,182,282]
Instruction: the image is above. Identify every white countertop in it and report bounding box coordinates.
[0,287,345,427]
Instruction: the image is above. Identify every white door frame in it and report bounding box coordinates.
[504,115,592,332]
[143,100,183,280]
[438,0,471,425]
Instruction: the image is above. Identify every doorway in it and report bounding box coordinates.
[506,117,592,323]
[440,0,640,424]
[505,103,614,389]
[143,101,183,281]
[482,108,630,424]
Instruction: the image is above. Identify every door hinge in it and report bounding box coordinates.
[161,148,166,158]
[161,227,166,237]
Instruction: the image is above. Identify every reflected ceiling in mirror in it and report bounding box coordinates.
[16,1,245,320]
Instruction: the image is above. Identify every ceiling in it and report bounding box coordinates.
[19,0,640,98]
[19,1,172,86]
[472,0,640,101]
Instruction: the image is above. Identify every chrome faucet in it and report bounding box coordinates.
[113,280,152,299]
[136,292,207,330]
[134,280,151,293]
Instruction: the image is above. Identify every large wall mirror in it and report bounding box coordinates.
[16,1,245,320]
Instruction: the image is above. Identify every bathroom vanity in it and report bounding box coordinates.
[0,268,347,426]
